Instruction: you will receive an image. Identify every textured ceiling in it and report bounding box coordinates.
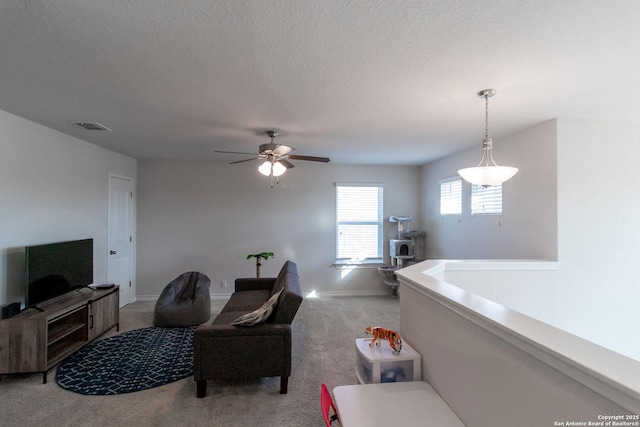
[1,1,640,165]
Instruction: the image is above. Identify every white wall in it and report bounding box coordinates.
[553,119,640,358]
[420,118,640,361]
[0,110,137,305]
[421,120,558,259]
[136,160,421,298]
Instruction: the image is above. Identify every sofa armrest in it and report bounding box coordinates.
[193,324,292,381]
[234,277,276,292]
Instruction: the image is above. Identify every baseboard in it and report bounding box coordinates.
[306,290,392,298]
[135,295,158,302]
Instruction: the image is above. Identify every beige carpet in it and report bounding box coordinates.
[0,295,400,426]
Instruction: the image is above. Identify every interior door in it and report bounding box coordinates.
[108,175,134,308]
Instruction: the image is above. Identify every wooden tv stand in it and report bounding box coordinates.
[0,286,119,383]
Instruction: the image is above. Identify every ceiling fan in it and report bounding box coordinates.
[216,130,330,186]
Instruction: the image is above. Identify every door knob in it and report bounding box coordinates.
[110,250,117,255]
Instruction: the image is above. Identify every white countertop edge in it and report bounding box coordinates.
[429,258,561,271]
[395,259,640,413]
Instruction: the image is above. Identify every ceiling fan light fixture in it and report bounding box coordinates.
[258,159,287,177]
[216,129,330,187]
[272,161,287,177]
[258,160,273,176]
[458,89,518,187]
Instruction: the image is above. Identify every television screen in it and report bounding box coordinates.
[25,238,93,307]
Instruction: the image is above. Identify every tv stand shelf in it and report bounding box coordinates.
[0,286,119,383]
[48,321,86,346]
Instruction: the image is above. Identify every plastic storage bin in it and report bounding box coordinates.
[355,337,421,384]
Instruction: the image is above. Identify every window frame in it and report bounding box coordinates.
[471,183,503,215]
[335,182,384,265]
[439,176,462,216]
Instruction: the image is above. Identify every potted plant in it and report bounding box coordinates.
[246,252,275,278]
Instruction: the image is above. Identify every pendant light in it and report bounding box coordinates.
[458,89,518,187]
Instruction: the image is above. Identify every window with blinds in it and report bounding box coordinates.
[439,178,462,215]
[336,183,383,263]
[471,184,502,215]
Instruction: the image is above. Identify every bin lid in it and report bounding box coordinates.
[355,338,419,361]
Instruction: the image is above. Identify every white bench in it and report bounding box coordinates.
[333,381,465,427]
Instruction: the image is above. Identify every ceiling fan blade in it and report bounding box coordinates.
[215,150,257,156]
[273,145,294,156]
[230,157,260,164]
[288,154,330,163]
[279,159,295,169]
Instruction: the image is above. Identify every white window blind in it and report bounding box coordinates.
[472,184,502,215]
[336,183,383,262]
[439,178,462,215]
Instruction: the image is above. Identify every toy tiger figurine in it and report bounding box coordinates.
[365,326,402,355]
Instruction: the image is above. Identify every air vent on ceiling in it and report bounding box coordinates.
[71,121,112,131]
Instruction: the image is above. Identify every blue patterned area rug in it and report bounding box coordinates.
[56,326,196,395]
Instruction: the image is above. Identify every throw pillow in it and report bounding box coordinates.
[231,289,283,327]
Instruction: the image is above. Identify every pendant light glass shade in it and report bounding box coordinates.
[458,164,519,186]
[458,89,518,187]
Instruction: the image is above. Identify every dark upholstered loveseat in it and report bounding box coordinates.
[193,260,303,398]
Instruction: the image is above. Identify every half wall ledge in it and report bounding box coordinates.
[396,260,640,419]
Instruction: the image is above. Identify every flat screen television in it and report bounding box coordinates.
[25,238,93,308]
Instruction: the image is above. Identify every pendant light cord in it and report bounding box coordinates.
[485,93,490,139]
[458,88,519,186]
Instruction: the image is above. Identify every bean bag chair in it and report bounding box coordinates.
[153,271,211,327]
